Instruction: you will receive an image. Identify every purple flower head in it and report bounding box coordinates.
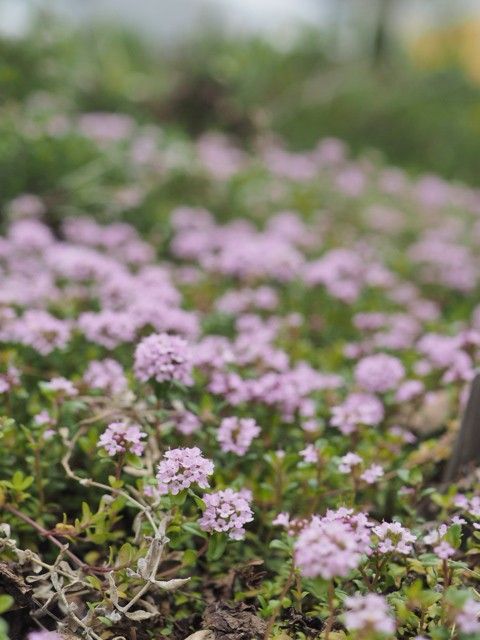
[456,598,480,634]
[98,421,146,457]
[434,541,455,559]
[78,311,136,349]
[344,594,395,635]
[7,193,46,219]
[34,410,53,426]
[156,447,214,495]
[217,417,260,455]
[295,509,372,579]
[28,632,62,640]
[360,464,384,484]
[9,219,53,250]
[372,521,416,555]
[134,333,193,385]
[0,365,20,393]
[338,452,362,474]
[13,310,71,355]
[354,353,405,393]
[300,444,319,463]
[173,410,202,435]
[43,377,78,397]
[395,379,424,403]
[331,392,384,434]
[423,523,448,546]
[198,488,253,540]
[84,358,128,396]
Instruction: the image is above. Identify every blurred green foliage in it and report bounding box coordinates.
[1,13,480,185]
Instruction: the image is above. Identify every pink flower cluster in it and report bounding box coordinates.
[134,333,193,385]
[354,353,405,393]
[456,598,480,634]
[156,447,214,495]
[294,509,372,579]
[372,521,417,555]
[98,422,146,457]
[78,311,136,349]
[454,494,480,518]
[217,417,260,455]
[198,488,253,540]
[209,362,341,422]
[172,409,202,435]
[360,464,384,484]
[84,358,127,395]
[11,310,71,355]
[331,392,384,434]
[344,594,395,635]
[44,377,78,397]
[216,286,279,314]
[171,211,304,282]
[27,632,61,640]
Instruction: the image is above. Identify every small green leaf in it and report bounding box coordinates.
[0,594,13,614]
[207,533,227,561]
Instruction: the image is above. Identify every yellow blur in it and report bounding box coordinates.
[410,19,480,83]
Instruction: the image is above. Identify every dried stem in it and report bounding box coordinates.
[324,580,335,640]
[4,504,109,575]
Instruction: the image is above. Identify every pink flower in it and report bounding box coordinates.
[454,494,480,518]
[78,112,134,143]
[84,358,127,395]
[43,377,78,397]
[273,512,291,528]
[28,632,62,640]
[424,524,448,546]
[134,333,193,385]
[295,509,371,579]
[34,410,53,426]
[0,365,20,393]
[198,488,253,540]
[338,452,362,473]
[344,594,395,635]
[456,598,480,634]
[156,447,213,495]
[172,410,202,435]
[217,417,260,455]
[395,379,424,403]
[360,464,384,484]
[354,354,405,393]
[98,422,146,457]
[7,193,46,219]
[433,541,455,559]
[300,444,319,463]
[78,311,136,349]
[9,219,53,249]
[12,310,70,355]
[331,393,384,434]
[372,521,416,555]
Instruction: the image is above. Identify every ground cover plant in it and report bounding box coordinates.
[2,110,480,640]
[3,19,480,640]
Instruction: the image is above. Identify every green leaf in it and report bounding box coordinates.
[0,595,13,614]
[207,533,228,561]
[188,490,206,510]
[181,522,207,538]
[445,524,462,549]
[11,471,33,491]
[183,549,197,566]
[0,618,8,640]
[117,542,134,567]
[269,539,291,552]
[170,490,187,506]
